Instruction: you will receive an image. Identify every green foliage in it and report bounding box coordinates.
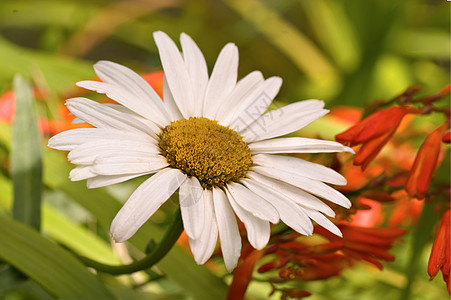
[0,214,114,299]
[11,75,42,230]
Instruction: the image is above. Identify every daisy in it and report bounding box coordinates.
[48,31,353,272]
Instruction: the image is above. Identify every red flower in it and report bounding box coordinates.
[405,124,447,199]
[443,131,451,144]
[388,190,424,227]
[226,247,265,300]
[336,107,417,170]
[428,210,450,294]
[315,223,407,269]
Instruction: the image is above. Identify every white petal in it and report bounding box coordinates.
[103,103,162,135]
[48,128,138,151]
[65,97,159,137]
[71,117,85,124]
[188,190,218,264]
[76,80,167,127]
[163,76,183,121]
[93,155,168,175]
[228,77,282,132]
[153,31,195,118]
[69,166,96,181]
[92,61,170,124]
[252,165,351,208]
[303,208,342,237]
[217,71,264,124]
[247,171,335,217]
[68,139,159,165]
[110,168,187,242]
[180,33,209,116]
[225,189,270,250]
[226,182,279,223]
[179,177,205,240]
[203,43,238,119]
[241,100,328,142]
[253,154,347,185]
[212,187,241,272]
[249,137,355,154]
[242,178,313,236]
[87,172,154,189]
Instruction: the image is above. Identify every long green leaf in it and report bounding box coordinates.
[11,75,42,230]
[225,0,337,81]
[0,214,114,299]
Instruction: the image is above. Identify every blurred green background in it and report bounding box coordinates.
[0,0,449,104]
[0,0,449,300]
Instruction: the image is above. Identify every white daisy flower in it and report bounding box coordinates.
[48,31,353,272]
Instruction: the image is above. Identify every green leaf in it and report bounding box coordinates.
[0,264,26,290]
[43,205,121,264]
[0,37,94,92]
[1,279,55,300]
[399,201,438,300]
[0,214,114,299]
[0,173,120,265]
[11,75,42,230]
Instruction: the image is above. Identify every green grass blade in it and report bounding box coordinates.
[0,214,114,299]
[11,75,42,230]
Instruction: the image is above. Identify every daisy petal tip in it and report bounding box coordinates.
[86,180,100,189]
[275,76,283,85]
[92,60,114,73]
[153,30,169,41]
[253,240,269,251]
[343,146,355,154]
[335,176,348,186]
[110,221,131,243]
[225,261,238,273]
[192,253,210,266]
[110,232,126,243]
[47,137,55,148]
[180,32,190,41]
[75,81,86,88]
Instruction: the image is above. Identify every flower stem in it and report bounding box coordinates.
[78,208,184,275]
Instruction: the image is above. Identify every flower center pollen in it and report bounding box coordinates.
[159,117,252,189]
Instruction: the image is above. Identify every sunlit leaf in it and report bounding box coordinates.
[0,214,114,299]
[11,75,42,230]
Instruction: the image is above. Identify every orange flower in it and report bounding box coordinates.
[0,90,15,123]
[336,107,418,170]
[428,209,450,294]
[388,190,424,227]
[226,246,265,300]
[405,124,447,199]
[315,223,407,269]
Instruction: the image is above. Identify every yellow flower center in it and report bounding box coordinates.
[159,117,252,189]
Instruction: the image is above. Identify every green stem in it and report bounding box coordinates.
[78,209,184,275]
[398,201,436,300]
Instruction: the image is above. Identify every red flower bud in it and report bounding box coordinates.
[428,210,450,294]
[405,124,446,199]
[336,107,418,169]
